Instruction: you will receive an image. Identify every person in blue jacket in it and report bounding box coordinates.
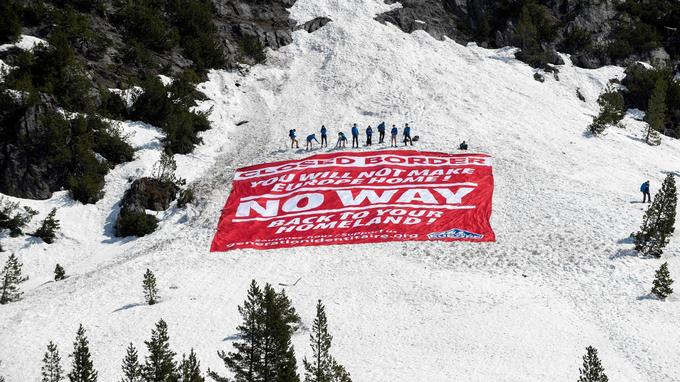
[351,123,359,148]
[390,124,398,147]
[336,132,348,148]
[377,121,386,143]
[289,129,299,148]
[366,125,373,146]
[320,125,328,148]
[641,180,651,203]
[306,134,319,151]
[403,123,413,146]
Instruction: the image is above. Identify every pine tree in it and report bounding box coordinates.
[516,4,538,51]
[42,341,64,382]
[303,300,351,382]
[178,349,204,382]
[209,280,263,382]
[651,262,674,299]
[143,269,159,305]
[634,174,677,257]
[68,325,98,382]
[645,78,668,145]
[578,346,608,382]
[589,85,624,136]
[257,285,300,382]
[120,343,142,382]
[0,253,28,304]
[209,280,301,382]
[33,208,61,244]
[143,319,177,382]
[55,264,66,281]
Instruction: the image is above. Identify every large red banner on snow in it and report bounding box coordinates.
[211,150,495,251]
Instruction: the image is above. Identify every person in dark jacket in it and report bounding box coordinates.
[306,134,319,150]
[289,129,299,148]
[336,132,347,148]
[390,125,398,147]
[641,180,651,203]
[403,123,413,146]
[459,140,468,150]
[320,125,328,148]
[351,123,359,148]
[366,125,373,146]
[377,121,386,143]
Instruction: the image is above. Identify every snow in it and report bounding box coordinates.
[2,0,680,380]
[0,35,47,52]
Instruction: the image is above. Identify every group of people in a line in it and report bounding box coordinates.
[289,122,415,150]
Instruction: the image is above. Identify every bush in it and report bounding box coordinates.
[607,21,661,60]
[116,210,158,237]
[177,188,194,208]
[0,1,22,45]
[168,0,225,70]
[238,34,266,64]
[68,174,105,204]
[561,27,592,53]
[0,198,38,237]
[129,75,210,154]
[88,116,135,165]
[116,0,177,52]
[589,84,625,135]
[98,90,128,120]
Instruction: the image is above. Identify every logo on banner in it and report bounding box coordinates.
[427,228,484,240]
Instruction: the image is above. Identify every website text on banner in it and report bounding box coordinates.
[211,150,495,251]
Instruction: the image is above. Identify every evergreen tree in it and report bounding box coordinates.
[33,208,61,244]
[209,280,301,382]
[303,300,351,382]
[257,285,300,382]
[645,78,668,144]
[589,85,625,136]
[42,341,64,382]
[178,349,204,382]
[143,319,177,382]
[143,269,159,305]
[578,346,608,382]
[68,325,98,382]
[55,264,66,281]
[651,262,674,299]
[209,280,263,382]
[0,253,28,304]
[120,343,142,382]
[634,174,677,257]
[516,5,538,51]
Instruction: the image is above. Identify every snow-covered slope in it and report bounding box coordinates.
[2,0,680,380]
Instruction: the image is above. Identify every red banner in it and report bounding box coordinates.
[211,150,495,251]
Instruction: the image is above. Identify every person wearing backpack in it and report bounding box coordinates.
[377,121,386,144]
[320,125,328,148]
[351,123,359,148]
[403,123,413,146]
[366,125,373,146]
[390,125,398,147]
[640,180,651,203]
[289,129,299,148]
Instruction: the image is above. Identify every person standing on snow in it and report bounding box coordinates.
[306,134,319,150]
[351,123,359,148]
[336,132,348,148]
[390,124,398,147]
[377,121,386,144]
[641,180,651,203]
[366,125,373,146]
[289,128,299,148]
[320,125,328,148]
[403,123,413,146]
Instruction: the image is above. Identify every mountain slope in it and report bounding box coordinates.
[1,0,680,380]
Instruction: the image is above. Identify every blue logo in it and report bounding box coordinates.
[427,228,484,240]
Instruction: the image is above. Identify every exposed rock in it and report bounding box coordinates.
[118,177,179,213]
[533,72,545,83]
[295,17,332,33]
[0,93,63,199]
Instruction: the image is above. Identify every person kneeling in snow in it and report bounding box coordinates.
[289,129,299,148]
[306,134,319,150]
[641,180,651,203]
[459,141,468,150]
[336,132,348,148]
